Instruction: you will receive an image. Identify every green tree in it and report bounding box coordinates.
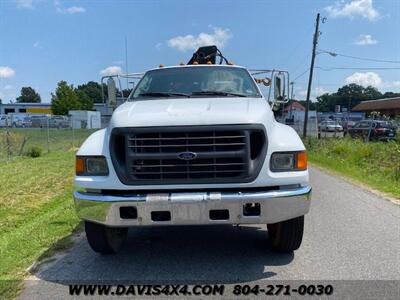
[76,81,103,103]
[51,81,81,115]
[316,84,386,112]
[362,86,382,100]
[16,86,41,103]
[118,88,133,98]
[382,91,400,98]
[76,90,94,110]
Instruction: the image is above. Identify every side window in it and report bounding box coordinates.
[135,76,152,95]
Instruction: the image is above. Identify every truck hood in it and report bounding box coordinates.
[110,97,273,128]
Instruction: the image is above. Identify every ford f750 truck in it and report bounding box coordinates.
[73,46,312,254]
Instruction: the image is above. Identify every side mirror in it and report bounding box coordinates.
[274,74,285,101]
[107,77,117,108]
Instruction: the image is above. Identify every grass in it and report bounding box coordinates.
[0,129,399,299]
[0,128,94,161]
[305,137,400,199]
[0,150,82,300]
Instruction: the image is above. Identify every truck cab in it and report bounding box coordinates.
[74,47,311,254]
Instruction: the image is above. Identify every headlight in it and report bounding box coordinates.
[76,156,109,176]
[270,151,307,172]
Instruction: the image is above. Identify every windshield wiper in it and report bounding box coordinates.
[191,91,248,97]
[138,92,190,98]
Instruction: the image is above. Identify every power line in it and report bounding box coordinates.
[316,66,400,71]
[318,49,400,64]
[292,68,309,81]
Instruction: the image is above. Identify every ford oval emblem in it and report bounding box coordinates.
[177,152,197,161]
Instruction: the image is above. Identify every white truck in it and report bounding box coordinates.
[74,46,312,254]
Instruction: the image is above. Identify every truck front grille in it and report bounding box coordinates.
[110,125,266,185]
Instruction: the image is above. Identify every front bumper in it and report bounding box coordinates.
[73,186,312,226]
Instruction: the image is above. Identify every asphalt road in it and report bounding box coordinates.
[19,167,400,299]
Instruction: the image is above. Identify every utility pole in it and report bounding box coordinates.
[303,13,320,138]
[290,81,295,100]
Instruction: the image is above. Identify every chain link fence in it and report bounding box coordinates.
[0,115,101,161]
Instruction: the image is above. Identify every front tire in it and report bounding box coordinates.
[267,216,304,252]
[85,221,128,254]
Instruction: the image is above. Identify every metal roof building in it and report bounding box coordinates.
[0,102,52,115]
[352,97,400,118]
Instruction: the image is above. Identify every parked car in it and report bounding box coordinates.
[319,120,343,132]
[30,115,48,128]
[21,116,32,128]
[347,120,397,141]
[49,115,70,128]
[342,120,356,133]
[0,115,10,127]
[11,118,23,128]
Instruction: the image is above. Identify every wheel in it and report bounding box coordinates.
[84,221,128,254]
[267,216,304,252]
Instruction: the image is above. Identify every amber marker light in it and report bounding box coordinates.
[76,157,85,175]
[296,152,308,170]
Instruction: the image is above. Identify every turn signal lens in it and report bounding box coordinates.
[296,152,307,170]
[270,151,307,172]
[76,157,85,175]
[76,156,109,176]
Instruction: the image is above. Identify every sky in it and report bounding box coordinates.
[0,0,399,103]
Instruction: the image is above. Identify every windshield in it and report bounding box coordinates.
[130,66,261,99]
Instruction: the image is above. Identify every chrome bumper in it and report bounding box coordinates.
[73,186,312,226]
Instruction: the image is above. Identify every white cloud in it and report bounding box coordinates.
[15,0,34,9]
[315,87,330,96]
[345,72,382,87]
[155,42,163,51]
[4,85,14,90]
[298,87,330,100]
[100,66,122,76]
[55,1,85,14]
[354,34,377,45]
[167,27,232,52]
[325,0,380,21]
[0,66,16,78]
